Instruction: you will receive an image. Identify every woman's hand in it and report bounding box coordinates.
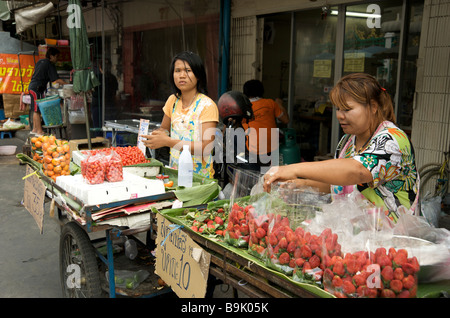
[141,129,170,149]
[263,165,299,192]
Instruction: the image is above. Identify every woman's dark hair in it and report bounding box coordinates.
[243,79,264,98]
[329,72,396,134]
[169,51,208,98]
[46,47,60,59]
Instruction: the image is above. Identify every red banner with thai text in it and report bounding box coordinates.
[0,53,39,95]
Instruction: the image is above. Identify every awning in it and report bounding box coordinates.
[0,1,56,32]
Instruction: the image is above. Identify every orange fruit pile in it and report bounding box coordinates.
[31,135,71,182]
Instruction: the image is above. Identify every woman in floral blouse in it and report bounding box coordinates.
[263,73,419,223]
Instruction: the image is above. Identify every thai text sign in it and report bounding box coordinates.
[0,54,39,94]
[155,214,211,298]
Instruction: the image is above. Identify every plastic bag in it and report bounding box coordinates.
[104,150,123,182]
[42,138,70,182]
[245,186,338,285]
[82,153,106,184]
[322,245,420,298]
[421,194,442,227]
[3,118,25,129]
[106,269,149,290]
[224,200,253,248]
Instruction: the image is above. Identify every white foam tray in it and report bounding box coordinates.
[56,171,166,206]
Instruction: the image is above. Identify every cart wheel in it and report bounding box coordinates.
[59,222,103,298]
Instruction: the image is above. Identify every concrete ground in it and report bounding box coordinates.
[0,128,63,297]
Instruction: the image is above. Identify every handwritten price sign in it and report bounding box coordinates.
[23,166,46,234]
[155,214,211,298]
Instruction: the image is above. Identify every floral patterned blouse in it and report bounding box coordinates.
[331,121,420,223]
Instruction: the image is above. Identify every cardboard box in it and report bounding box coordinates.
[3,94,29,119]
[68,137,110,155]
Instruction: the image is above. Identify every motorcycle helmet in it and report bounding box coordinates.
[217,91,254,125]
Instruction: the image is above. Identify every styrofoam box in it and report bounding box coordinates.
[72,150,86,166]
[56,171,166,206]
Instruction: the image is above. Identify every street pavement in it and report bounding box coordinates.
[0,129,63,297]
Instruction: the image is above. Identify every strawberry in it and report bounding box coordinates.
[256,245,265,255]
[380,289,396,298]
[295,226,305,238]
[388,247,397,260]
[287,241,296,254]
[250,233,259,244]
[393,267,404,280]
[381,265,394,282]
[268,233,278,246]
[301,245,312,259]
[215,230,223,236]
[190,225,198,232]
[279,252,290,265]
[278,237,288,249]
[331,275,343,288]
[403,257,420,274]
[261,222,269,232]
[402,275,416,290]
[393,252,407,267]
[214,216,224,226]
[376,254,392,268]
[289,258,296,268]
[375,247,387,258]
[397,290,411,298]
[321,254,332,268]
[295,257,305,267]
[256,227,266,239]
[280,217,290,228]
[217,208,224,214]
[309,254,321,269]
[302,261,312,273]
[390,279,403,293]
[286,230,296,243]
[345,258,358,275]
[239,224,249,236]
[333,259,345,276]
[352,273,366,287]
[342,280,356,295]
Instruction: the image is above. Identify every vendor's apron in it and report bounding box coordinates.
[169,94,214,179]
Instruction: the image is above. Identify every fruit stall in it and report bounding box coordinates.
[17,134,450,299]
[18,134,220,298]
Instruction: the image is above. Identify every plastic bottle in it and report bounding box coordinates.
[124,237,138,260]
[178,144,193,187]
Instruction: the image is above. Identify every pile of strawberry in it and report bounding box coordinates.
[264,216,342,283]
[188,207,227,237]
[81,146,150,166]
[81,151,124,184]
[224,203,254,247]
[323,247,420,298]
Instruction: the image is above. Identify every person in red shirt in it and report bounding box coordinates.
[242,79,289,169]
